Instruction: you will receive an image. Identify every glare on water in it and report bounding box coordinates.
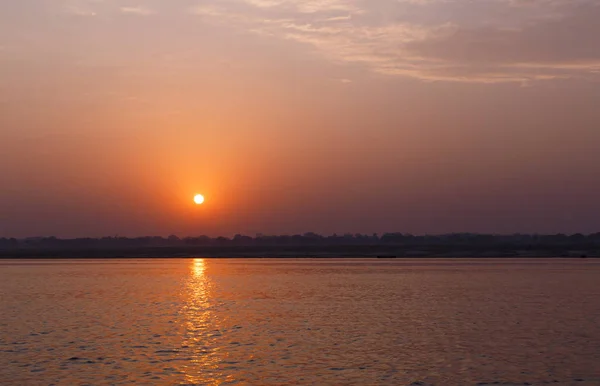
[1,258,600,385]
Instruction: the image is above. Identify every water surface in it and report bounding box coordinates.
[1,258,599,385]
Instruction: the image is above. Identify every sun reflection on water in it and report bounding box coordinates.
[180,259,232,385]
[193,258,206,277]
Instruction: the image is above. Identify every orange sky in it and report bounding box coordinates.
[1,0,600,237]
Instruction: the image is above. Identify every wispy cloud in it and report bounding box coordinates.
[64,0,99,16]
[188,0,600,83]
[54,0,600,83]
[63,1,155,17]
[242,0,363,14]
[120,6,155,16]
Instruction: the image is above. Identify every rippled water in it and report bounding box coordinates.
[1,258,600,385]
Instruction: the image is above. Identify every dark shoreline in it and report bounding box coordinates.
[1,245,598,259]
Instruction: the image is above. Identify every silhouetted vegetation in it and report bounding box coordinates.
[1,233,600,258]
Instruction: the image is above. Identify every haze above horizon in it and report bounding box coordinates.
[1,0,599,238]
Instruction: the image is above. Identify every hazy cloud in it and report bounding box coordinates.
[188,0,600,83]
[63,0,156,17]
[64,0,100,16]
[7,0,600,83]
[56,0,600,83]
[120,6,155,16]
[406,3,600,75]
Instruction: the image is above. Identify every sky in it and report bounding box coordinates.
[1,0,600,238]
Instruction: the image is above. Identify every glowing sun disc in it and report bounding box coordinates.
[194,194,205,205]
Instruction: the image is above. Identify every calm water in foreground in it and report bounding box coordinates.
[1,258,599,385]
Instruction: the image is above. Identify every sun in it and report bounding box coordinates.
[193,194,205,205]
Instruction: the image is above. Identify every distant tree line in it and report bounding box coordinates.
[2,232,600,250]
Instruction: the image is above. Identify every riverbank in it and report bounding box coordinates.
[1,245,598,258]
